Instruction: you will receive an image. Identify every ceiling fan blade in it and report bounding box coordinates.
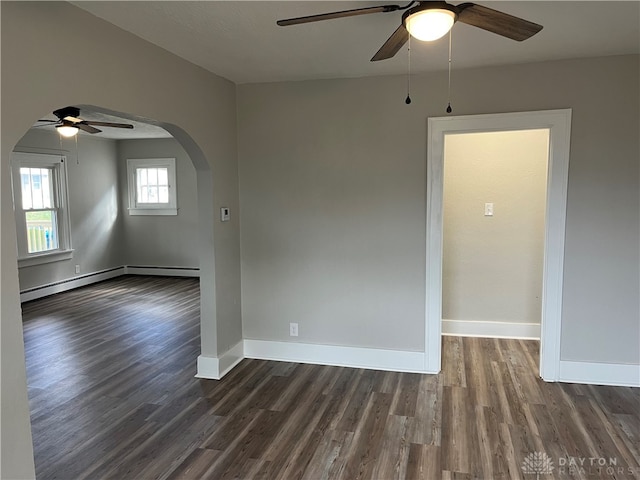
[84,121,134,129]
[33,123,57,128]
[277,5,401,26]
[457,3,543,41]
[76,123,102,134]
[36,119,59,123]
[371,24,409,61]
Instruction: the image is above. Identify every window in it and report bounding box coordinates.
[11,152,72,266]
[127,158,177,215]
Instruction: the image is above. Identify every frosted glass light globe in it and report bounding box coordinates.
[56,125,79,137]
[405,9,456,41]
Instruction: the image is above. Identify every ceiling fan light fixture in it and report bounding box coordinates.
[56,124,79,137]
[404,8,456,41]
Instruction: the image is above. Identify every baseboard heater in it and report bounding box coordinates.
[126,265,200,276]
[20,265,199,302]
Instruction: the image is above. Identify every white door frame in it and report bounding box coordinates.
[425,109,572,381]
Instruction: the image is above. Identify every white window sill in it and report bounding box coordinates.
[18,249,74,268]
[129,208,178,216]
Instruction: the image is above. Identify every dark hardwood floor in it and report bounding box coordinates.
[22,276,640,479]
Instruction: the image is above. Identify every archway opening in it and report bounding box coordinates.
[10,104,217,477]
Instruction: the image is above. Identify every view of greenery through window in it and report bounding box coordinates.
[25,210,58,253]
[20,167,59,253]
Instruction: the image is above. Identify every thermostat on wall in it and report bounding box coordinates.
[221,207,230,222]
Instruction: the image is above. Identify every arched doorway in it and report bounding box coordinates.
[2,104,221,477]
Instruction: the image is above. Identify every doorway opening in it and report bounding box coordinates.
[441,129,548,340]
[425,110,572,381]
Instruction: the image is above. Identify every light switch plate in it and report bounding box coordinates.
[289,323,299,337]
[221,207,230,222]
[484,203,494,216]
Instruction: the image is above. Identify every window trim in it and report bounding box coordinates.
[127,158,178,216]
[11,151,73,267]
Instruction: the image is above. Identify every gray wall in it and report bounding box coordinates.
[442,130,548,324]
[239,78,427,351]
[1,3,241,477]
[117,138,199,268]
[238,54,639,365]
[13,129,124,291]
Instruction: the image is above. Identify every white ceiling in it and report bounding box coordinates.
[72,1,640,84]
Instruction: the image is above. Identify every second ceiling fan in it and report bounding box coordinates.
[277,1,543,61]
[37,107,134,137]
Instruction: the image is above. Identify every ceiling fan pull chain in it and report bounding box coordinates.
[405,35,412,104]
[446,29,453,113]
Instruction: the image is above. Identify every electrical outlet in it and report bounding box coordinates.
[289,322,299,337]
[75,264,80,274]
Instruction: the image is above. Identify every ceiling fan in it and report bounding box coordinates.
[36,107,134,137]
[277,1,543,61]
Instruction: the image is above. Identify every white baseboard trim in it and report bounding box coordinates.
[20,265,200,302]
[125,266,200,277]
[219,341,245,378]
[243,339,428,374]
[20,267,126,302]
[195,355,221,380]
[195,340,244,380]
[558,360,640,387]
[442,319,541,340]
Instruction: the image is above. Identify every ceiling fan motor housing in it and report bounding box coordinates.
[53,106,81,120]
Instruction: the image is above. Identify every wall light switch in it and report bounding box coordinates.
[289,322,299,337]
[220,207,230,222]
[484,203,494,216]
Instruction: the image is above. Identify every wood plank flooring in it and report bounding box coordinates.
[22,276,640,479]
